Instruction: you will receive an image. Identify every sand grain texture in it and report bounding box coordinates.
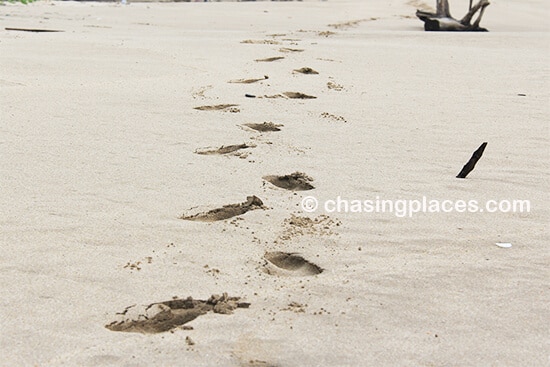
[0,1,548,366]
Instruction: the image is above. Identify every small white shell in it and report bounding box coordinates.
[496,242,512,248]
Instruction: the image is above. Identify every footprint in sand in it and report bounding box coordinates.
[228,76,269,84]
[327,81,344,91]
[327,19,369,30]
[195,143,255,156]
[293,67,319,75]
[241,359,278,367]
[241,39,281,45]
[263,172,314,191]
[106,293,250,334]
[279,47,304,53]
[321,112,347,123]
[191,85,213,99]
[256,92,316,99]
[194,104,240,112]
[318,31,336,37]
[181,196,265,222]
[263,252,323,276]
[277,214,341,242]
[282,92,317,99]
[281,301,308,313]
[255,56,285,62]
[242,122,283,132]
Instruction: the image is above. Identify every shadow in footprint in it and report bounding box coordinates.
[181,196,265,222]
[263,172,314,191]
[106,293,250,334]
[195,144,255,155]
[293,67,319,75]
[259,92,316,99]
[194,104,239,111]
[279,47,304,53]
[264,252,323,276]
[228,76,269,84]
[255,56,285,62]
[243,122,282,132]
[283,92,316,99]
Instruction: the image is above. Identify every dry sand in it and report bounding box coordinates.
[0,0,549,366]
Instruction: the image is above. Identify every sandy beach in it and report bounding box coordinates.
[0,0,548,365]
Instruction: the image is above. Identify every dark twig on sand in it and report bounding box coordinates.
[456,142,487,178]
[5,27,64,33]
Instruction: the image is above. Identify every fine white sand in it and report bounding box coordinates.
[0,0,548,366]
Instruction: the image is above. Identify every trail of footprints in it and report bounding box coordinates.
[108,29,348,335]
[188,32,343,277]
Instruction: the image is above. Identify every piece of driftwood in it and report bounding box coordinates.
[416,0,490,31]
[456,142,487,178]
[5,27,64,33]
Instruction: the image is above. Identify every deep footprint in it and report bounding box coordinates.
[194,104,239,111]
[228,76,269,84]
[264,252,323,276]
[283,92,317,99]
[259,92,316,99]
[279,47,304,53]
[195,143,255,155]
[106,293,250,334]
[293,67,319,75]
[255,56,285,62]
[243,122,282,132]
[263,172,314,191]
[181,196,265,222]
